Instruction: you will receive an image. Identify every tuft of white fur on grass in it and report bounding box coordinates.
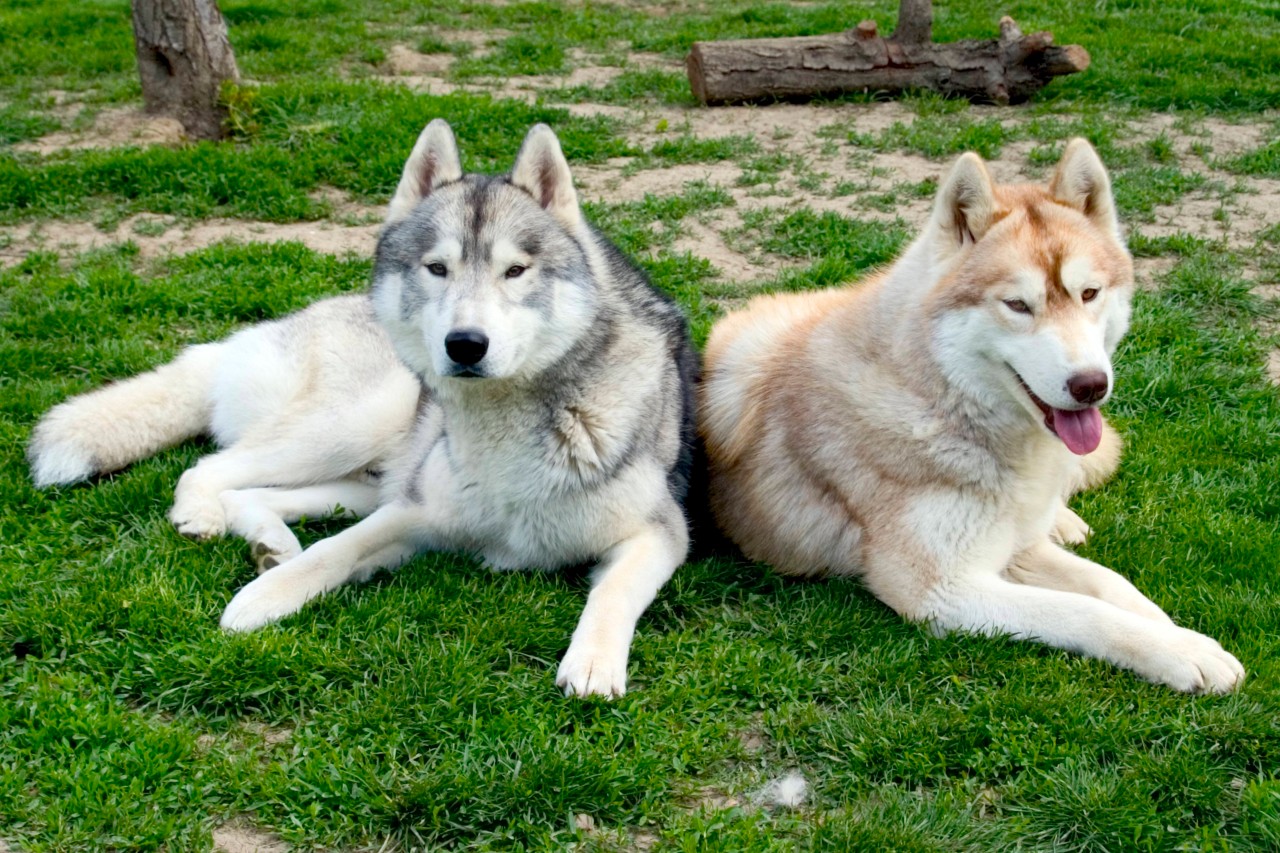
[754,770,808,809]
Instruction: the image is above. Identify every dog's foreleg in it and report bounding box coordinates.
[220,480,383,573]
[923,571,1244,694]
[1007,538,1172,624]
[1049,500,1091,545]
[219,501,422,632]
[556,513,688,699]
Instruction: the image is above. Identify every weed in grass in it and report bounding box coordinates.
[452,36,566,79]
[1111,165,1206,219]
[0,102,57,146]
[1145,133,1177,165]
[554,69,698,107]
[130,217,168,238]
[732,208,908,293]
[642,133,759,169]
[850,114,1012,161]
[1224,139,1280,178]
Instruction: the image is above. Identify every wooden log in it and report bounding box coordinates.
[131,0,240,140]
[686,15,1089,106]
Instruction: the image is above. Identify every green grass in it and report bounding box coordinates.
[1225,139,1280,178]
[0,82,630,224]
[3,0,1280,849]
[4,232,1280,851]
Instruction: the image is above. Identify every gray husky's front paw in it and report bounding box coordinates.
[220,569,311,632]
[556,640,629,699]
[169,500,227,540]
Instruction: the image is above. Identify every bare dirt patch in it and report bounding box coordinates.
[1138,187,1280,252]
[15,106,184,154]
[212,819,289,853]
[1128,113,1273,163]
[672,218,762,282]
[382,44,452,76]
[1,216,380,267]
[577,160,741,203]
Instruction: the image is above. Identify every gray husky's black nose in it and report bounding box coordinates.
[445,330,489,366]
[1067,371,1109,404]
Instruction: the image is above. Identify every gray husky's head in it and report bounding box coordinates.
[371,120,598,383]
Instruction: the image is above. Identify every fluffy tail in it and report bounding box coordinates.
[28,343,224,487]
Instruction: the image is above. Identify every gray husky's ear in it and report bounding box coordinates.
[930,152,998,252]
[387,119,463,224]
[1050,137,1120,238]
[511,124,581,230]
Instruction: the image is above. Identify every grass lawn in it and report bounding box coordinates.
[2,1,1279,850]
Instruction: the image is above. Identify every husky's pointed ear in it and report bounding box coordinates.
[1050,138,1120,238]
[511,124,581,230]
[387,119,463,224]
[930,152,998,252]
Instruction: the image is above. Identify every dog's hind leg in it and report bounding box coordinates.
[220,480,382,573]
[219,501,423,632]
[1007,538,1172,624]
[170,431,372,540]
[557,507,689,699]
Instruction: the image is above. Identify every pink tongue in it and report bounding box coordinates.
[1053,407,1103,455]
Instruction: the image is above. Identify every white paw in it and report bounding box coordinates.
[170,500,227,540]
[1051,505,1091,545]
[1141,626,1245,694]
[556,640,629,699]
[220,568,313,632]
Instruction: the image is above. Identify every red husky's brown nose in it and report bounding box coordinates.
[1067,371,1109,404]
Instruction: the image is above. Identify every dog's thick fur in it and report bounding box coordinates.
[29,121,697,698]
[700,139,1243,693]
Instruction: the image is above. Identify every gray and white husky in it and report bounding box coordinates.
[28,121,698,698]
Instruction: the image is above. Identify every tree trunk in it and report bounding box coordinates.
[891,0,932,44]
[686,2,1088,106]
[131,0,239,140]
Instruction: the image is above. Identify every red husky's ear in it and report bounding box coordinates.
[930,151,998,254]
[511,124,582,231]
[1050,138,1120,239]
[386,119,463,224]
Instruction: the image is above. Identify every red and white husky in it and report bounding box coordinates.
[700,139,1243,693]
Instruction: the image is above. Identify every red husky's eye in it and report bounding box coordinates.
[1003,298,1032,314]
[1081,288,1099,302]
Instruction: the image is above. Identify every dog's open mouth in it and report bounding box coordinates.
[1012,372,1103,456]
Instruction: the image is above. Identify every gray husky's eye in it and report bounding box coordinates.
[426,262,447,277]
[1003,298,1032,314]
[504,264,527,279]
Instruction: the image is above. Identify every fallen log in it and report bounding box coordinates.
[687,7,1089,106]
